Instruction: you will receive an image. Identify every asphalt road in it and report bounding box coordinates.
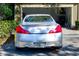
[0,34,79,56]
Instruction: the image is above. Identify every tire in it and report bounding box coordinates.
[55,46,62,49]
[15,47,22,50]
[51,46,62,51]
[55,46,62,51]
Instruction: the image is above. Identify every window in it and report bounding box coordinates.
[25,16,53,22]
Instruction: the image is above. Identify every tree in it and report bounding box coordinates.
[0,3,14,20]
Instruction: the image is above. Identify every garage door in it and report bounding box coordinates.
[22,8,51,18]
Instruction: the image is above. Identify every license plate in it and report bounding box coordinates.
[40,42,46,47]
[34,42,46,47]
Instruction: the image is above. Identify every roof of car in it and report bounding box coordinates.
[26,14,51,16]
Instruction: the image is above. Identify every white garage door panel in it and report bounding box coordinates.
[22,8,50,15]
[22,8,57,20]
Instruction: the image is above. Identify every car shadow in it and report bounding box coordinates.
[1,34,79,56]
[1,34,59,56]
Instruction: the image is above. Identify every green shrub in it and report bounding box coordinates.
[0,20,18,38]
[75,21,79,30]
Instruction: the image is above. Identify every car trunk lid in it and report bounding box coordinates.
[21,22,57,34]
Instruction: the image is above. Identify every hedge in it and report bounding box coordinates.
[0,20,18,38]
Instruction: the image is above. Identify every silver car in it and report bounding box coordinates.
[15,14,62,49]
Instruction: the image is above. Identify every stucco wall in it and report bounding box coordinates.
[71,4,77,27]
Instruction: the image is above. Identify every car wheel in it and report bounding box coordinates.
[55,46,62,49]
[15,47,22,50]
[51,46,62,51]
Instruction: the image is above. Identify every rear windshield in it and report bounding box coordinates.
[24,16,53,22]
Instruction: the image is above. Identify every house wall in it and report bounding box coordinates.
[71,4,77,27]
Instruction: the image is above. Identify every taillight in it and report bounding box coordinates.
[49,25,62,34]
[16,25,30,34]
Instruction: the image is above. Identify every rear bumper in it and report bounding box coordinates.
[15,33,62,48]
